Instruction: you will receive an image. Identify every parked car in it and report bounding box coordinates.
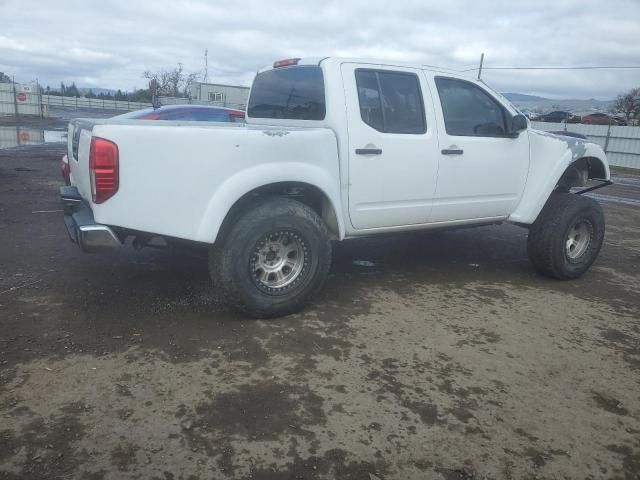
[582,113,627,126]
[112,104,246,122]
[60,105,246,185]
[61,57,611,317]
[538,111,581,123]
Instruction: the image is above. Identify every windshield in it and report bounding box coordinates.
[247,66,326,120]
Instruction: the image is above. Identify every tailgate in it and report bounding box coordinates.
[67,120,97,203]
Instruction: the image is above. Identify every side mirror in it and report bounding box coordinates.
[510,114,528,137]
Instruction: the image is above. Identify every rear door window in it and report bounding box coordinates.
[355,69,426,134]
[247,66,326,120]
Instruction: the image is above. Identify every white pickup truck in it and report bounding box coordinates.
[62,57,612,317]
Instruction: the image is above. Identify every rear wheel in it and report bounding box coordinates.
[527,193,604,279]
[210,197,331,318]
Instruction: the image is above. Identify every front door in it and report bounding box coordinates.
[342,63,440,229]
[428,76,530,222]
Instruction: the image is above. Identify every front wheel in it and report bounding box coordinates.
[210,197,332,318]
[527,193,605,279]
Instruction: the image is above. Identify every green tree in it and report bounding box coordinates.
[66,82,80,97]
[129,88,152,103]
[0,72,12,83]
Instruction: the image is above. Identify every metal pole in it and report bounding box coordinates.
[12,76,19,121]
[477,53,485,80]
[604,120,612,153]
[37,78,43,118]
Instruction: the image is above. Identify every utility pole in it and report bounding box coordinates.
[477,53,485,80]
[203,49,209,84]
[36,77,43,118]
[12,76,19,121]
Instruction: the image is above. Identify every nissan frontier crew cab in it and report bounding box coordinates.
[61,57,611,317]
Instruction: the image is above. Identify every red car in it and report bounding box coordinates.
[113,104,246,122]
[582,113,627,126]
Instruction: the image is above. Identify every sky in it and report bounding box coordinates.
[1,0,639,100]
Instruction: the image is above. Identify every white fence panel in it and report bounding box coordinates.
[531,122,640,170]
[0,83,42,116]
[0,126,44,148]
[41,95,152,112]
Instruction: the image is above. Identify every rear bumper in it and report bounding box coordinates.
[61,186,122,253]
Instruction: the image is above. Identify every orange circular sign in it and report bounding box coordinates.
[16,92,27,102]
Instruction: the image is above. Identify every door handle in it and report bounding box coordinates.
[355,148,382,155]
[441,148,464,155]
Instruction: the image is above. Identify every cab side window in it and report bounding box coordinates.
[435,77,506,137]
[355,69,426,134]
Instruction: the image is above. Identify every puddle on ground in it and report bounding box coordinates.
[585,192,640,207]
[0,126,67,149]
[353,260,376,267]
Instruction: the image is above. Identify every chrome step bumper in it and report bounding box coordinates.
[61,186,122,253]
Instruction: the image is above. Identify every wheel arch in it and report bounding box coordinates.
[510,132,611,225]
[557,156,608,190]
[196,165,344,244]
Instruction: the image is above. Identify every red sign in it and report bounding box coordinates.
[20,132,30,142]
[16,92,27,102]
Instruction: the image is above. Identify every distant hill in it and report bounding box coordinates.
[500,92,614,115]
[502,93,547,102]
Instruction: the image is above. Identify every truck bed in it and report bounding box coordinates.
[67,119,340,243]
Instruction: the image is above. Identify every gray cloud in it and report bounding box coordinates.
[1,0,638,98]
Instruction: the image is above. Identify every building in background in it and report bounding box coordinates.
[188,82,250,109]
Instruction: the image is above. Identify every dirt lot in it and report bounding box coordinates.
[1,127,639,479]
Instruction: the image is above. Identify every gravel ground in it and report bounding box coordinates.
[0,130,639,479]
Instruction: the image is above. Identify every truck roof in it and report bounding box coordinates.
[259,56,466,77]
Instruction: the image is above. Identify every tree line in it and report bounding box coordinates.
[41,82,153,102]
[36,64,200,103]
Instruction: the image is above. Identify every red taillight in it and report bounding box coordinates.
[89,137,119,204]
[273,58,300,68]
[61,154,70,180]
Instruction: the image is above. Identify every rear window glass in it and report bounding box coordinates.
[247,66,326,120]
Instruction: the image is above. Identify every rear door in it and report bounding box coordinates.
[428,76,529,222]
[342,63,439,229]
